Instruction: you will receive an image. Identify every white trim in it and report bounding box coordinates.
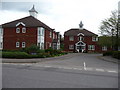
[69,45,74,50]
[22,42,25,48]
[102,46,107,51]
[75,41,86,46]
[77,33,84,36]
[22,27,26,33]
[88,45,95,50]
[75,41,86,52]
[16,42,20,48]
[16,28,20,33]
[16,22,25,27]
[69,36,74,41]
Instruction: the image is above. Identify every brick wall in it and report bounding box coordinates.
[3,25,37,50]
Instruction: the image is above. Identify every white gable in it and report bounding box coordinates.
[16,22,25,27]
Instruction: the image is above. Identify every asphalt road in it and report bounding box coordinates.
[2,53,118,88]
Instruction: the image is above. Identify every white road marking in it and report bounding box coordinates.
[86,68,93,71]
[2,63,118,73]
[43,66,52,68]
[83,62,87,70]
[107,70,117,73]
[96,68,105,72]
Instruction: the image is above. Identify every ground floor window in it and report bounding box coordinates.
[69,45,74,50]
[0,42,3,49]
[16,42,20,48]
[102,46,107,51]
[53,43,57,49]
[22,42,26,48]
[88,45,95,50]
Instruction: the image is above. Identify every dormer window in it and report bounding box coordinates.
[16,28,20,33]
[22,27,26,33]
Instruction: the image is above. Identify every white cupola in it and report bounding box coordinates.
[29,5,38,18]
[79,21,84,29]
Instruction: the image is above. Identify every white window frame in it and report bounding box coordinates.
[69,36,74,41]
[0,42,3,49]
[102,46,107,51]
[22,42,26,48]
[88,45,95,50]
[92,36,98,41]
[50,31,52,38]
[49,43,51,47]
[0,28,3,35]
[16,42,20,48]
[16,28,20,33]
[22,27,26,33]
[69,45,74,50]
[53,33,55,39]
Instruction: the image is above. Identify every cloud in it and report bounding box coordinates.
[1,1,53,14]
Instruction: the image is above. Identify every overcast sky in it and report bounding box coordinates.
[0,0,119,36]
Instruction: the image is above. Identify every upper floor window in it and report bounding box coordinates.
[88,45,95,50]
[16,42,20,48]
[0,28,3,35]
[69,36,74,41]
[22,27,26,33]
[69,45,74,50]
[53,33,55,39]
[16,28,20,33]
[41,28,44,36]
[50,31,52,38]
[102,46,107,51]
[92,36,98,41]
[22,42,26,48]
[79,36,84,41]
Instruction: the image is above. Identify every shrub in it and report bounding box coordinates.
[103,51,120,59]
[112,51,120,59]
[103,51,113,56]
[2,52,30,59]
[23,45,40,54]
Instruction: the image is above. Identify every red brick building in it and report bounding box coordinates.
[0,6,60,50]
[64,21,105,53]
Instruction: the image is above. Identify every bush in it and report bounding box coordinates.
[2,48,67,59]
[103,51,120,59]
[23,45,40,54]
[103,51,113,56]
[112,51,120,59]
[2,52,30,59]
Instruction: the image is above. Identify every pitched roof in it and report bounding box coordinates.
[64,28,98,36]
[2,16,52,30]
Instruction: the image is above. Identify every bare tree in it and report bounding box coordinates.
[99,10,118,36]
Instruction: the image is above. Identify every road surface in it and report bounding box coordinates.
[2,53,118,88]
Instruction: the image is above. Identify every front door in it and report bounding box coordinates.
[76,41,86,53]
[77,46,85,52]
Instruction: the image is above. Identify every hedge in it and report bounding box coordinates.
[103,51,120,59]
[2,52,30,59]
[2,51,67,59]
